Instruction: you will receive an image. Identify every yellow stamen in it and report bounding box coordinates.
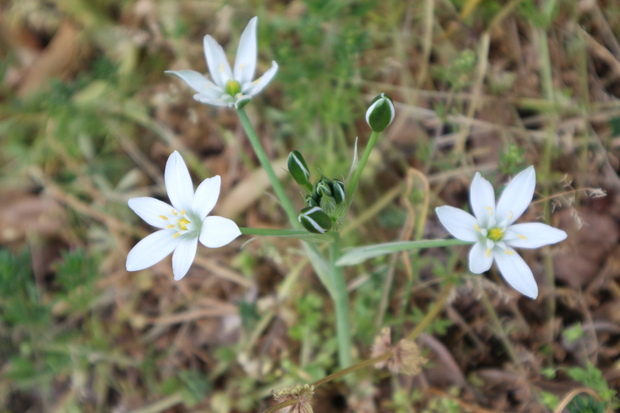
[474,224,481,231]
[219,62,225,73]
[173,232,181,238]
[485,248,491,258]
[508,211,514,219]
[180,209,186,215]
[171,209,178,216]
[159,215,169,220]
[238,62,246,71]
[177,218,190,231]
[505,249,514,255]
[518,234,527,240]
[486,206,493,215]
[166,224,174,229]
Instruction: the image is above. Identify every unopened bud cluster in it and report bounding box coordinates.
[288,151,347,234]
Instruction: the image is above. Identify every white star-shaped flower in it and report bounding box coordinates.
[165,16,278,109]
[126,151,241,280]
[435,166,567,299]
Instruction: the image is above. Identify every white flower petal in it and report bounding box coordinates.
[165,151,195,211]
[126,229,178,271]
[193,93,231,107]
[468,242,493,274]
[172,236,199,280]
[242,60,278,96]
[504,223,567,249]
[234,16,258,84]
[496,166,536,225]
[469,172,496,228]
[128,197,173,228]
[193,175,221,220]
[493,247,538,299]
[233,94,253,109]
[203,35,233,87]
[435,206,480,242]
[199,216,241,248]
[164,70,218,95]
[365,98,380,125]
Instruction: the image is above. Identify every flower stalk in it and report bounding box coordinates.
[237,107,353,369]
[236,108,300,227]
[346,131,379,199]
[329,233,352,368]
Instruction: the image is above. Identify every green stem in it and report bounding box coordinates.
[329,233,353,369]
[311,352,391,388]
[236,107,351,370]
[236,108,300,227]
[239,227,309,237]
[346,131,380,198]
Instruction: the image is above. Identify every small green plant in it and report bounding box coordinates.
[566,363,619,410]
[567,395,608,413]
[499,144,527,175]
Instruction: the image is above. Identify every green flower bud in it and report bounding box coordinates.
[287,150,311,187]
[366,93,395,132]
[331,180,345,204]
[305,195,319,207]
[315,180,332,198]
[298,206,332,234]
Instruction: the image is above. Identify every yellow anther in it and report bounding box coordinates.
[159,215,169,220]
[166,224,174,229]
[485,248,491,258]
[518,234,527,240]
[180,209,186,215]
[505,249,514,255]
[219,62,225,73]
[508,211,514,219]
[486,206,493,215]
[173,232,181,238]
[238,62,246,71]
[171,209,178,216]
[177,218,190,231]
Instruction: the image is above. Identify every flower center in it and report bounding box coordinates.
[487,227,504,242]
[160,209,195,238]
[225,80,241,96]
